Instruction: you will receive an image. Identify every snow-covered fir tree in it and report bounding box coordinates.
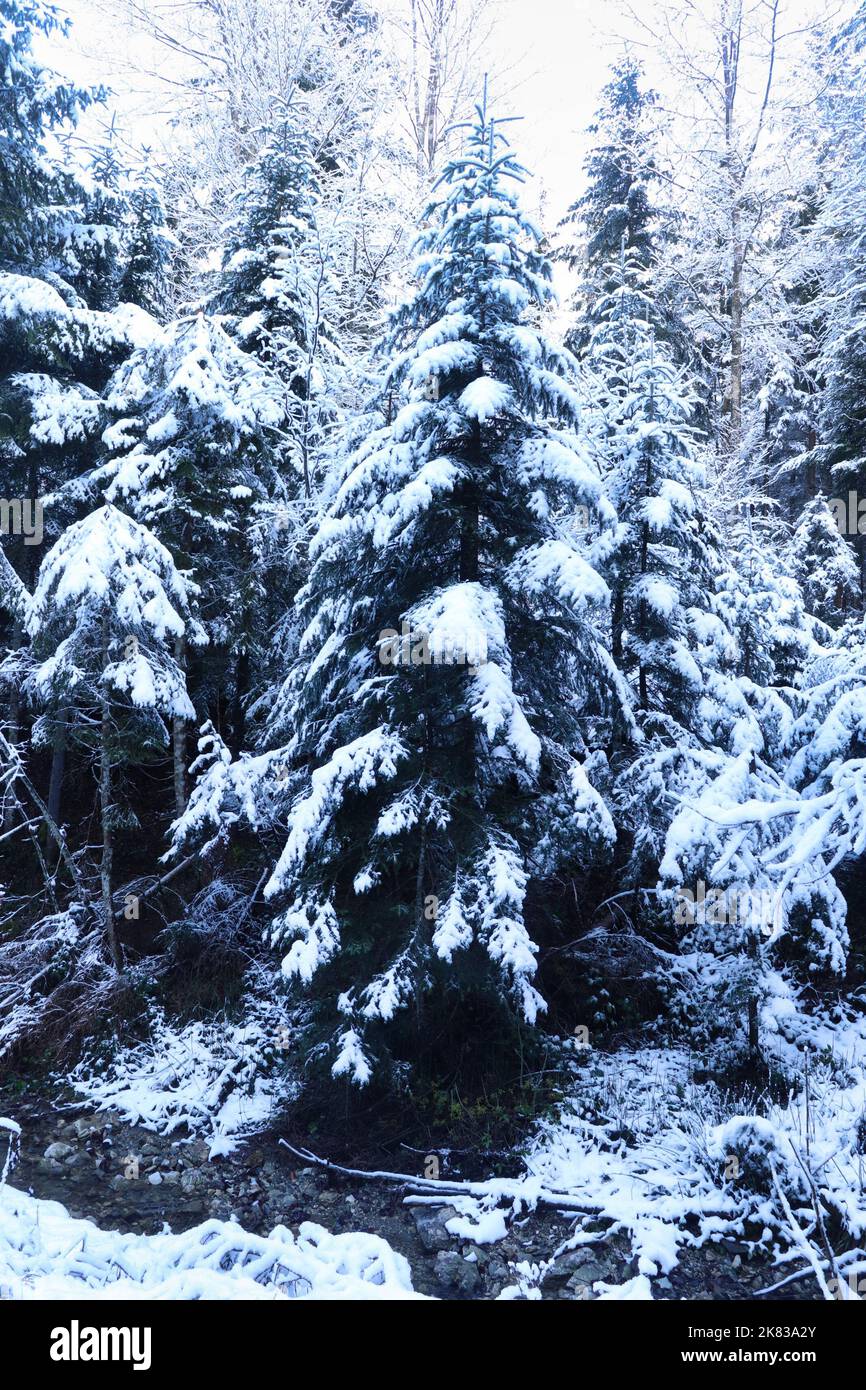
[712,508,812,692]
[788,494,860,627]
[211,101,337,496]
[558,58,669,359]
[0,0,97,279]
[174,91,628,1088]
[0,0,159,780]
[581,248,708,728]
[117,164,176,322]
[811,6,866,585]
[22,504,198,968]
[95,315,286,758]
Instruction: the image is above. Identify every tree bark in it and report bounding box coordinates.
[172,635,187,817]
[46,707,67,829]
[230,646,251,758]
[100,618,122,972]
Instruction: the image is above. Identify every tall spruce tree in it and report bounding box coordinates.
[582,249,708,727]
[0,0,158,794]
[118,164,176,322]
[95,314,286,765]
[0,0,97,278]
[212,102,336,497]
[23,504,197,968]
[812,6,866,586]
[787,494,860,627]
[174,92,628,1089]
[559,58,666,358]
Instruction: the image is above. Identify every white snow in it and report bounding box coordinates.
[459,377,513,422]
[0,1184,422,1300]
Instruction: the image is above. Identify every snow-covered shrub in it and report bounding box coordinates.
[708,1114,793,1196]
[69,988,295,1157]
[0,906,140,1068]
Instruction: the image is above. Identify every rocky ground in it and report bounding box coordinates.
[0,1087,821,1300]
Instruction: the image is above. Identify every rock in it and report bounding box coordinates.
[179,1168,210,1195]
[464,1246,488,1265]
[36,1157,64,1174]
[72,1116,105,1139]
[543,1250,609,1288]
[43,1142,75,1163]
[412,1204,459,1252]
[434,1250,481,1295]
[295,1170,328,1197]
[564,1258,609,1290]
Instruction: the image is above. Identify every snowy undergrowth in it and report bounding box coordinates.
[385,1028,866,1299]
[68,992,294,1158]
[0,1180,422,1300]
[519,1030,866,1291]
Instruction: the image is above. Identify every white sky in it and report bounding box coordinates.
[42,0,836,223]
[42,0,638,218]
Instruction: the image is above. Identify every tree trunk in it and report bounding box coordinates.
[413,822,428,1036]
[45,707,67,855]
[230,646,251,758]
[1,618,22,833]
[100,619,122,972]
[459,425,481,787]
[729,213,744,459]
[172,635,187,817]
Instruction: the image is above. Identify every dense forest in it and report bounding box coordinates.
[2,0,866,1306]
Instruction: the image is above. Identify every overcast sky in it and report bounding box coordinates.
[42,0,835,224]
[41,1,643,217]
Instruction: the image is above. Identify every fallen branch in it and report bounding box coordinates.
[278,1141,606,1213]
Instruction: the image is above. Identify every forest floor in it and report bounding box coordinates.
[0,1052,838,1300]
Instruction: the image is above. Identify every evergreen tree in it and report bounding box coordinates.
[0,1,158,781]
[811,6,866,579]
[67,137,129,313]
[212,102,336,495]
[117,164,175,322]
[759,190,825,503]
[705,506,811,689]
[0,0,98,279]
[175,93,627,1089]
[787,494,860,628]
[96,314,286,757]
[23,504,197,967]
[582,249,708,728]
[559,58,666,357]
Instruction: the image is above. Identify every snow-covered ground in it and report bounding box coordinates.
[69,1002,290,1159]
[5,1025,866,1300]
[0,1181,423,1300]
